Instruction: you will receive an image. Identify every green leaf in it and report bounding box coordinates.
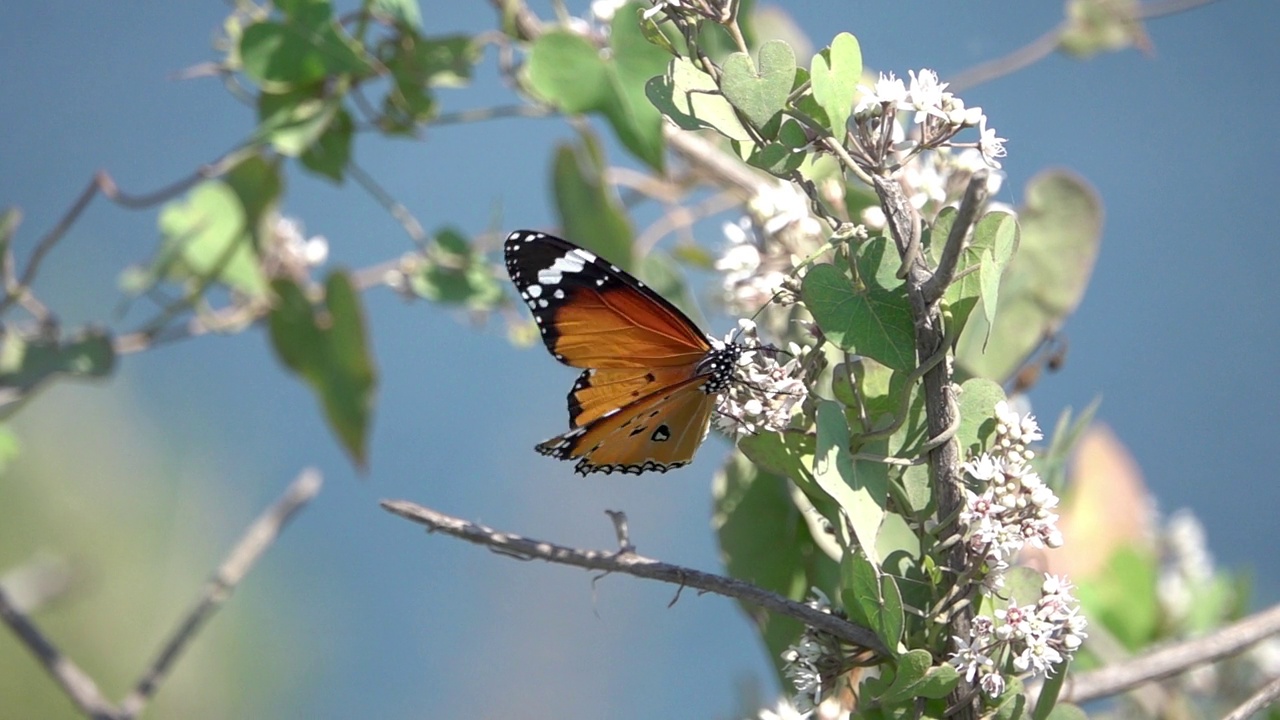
[300,106,353,181]
[408,228,502,309]
[527,31,611,113]
[955,377,1005,458]
[155,181,269,298]
[841,545,906,659]
[1076,544,1160,650]
[608,2,669,170]
[937,210,1019,341]
[1032,657,1072,720]
[373,0,421,29]
[957,172,1102,381]
[713,453,840,686]
[268,273,377,468]
[802,263,915,372]
[809,32,861,137]
[814,401,884,559]
[0,329,116,417]
[239,3,371,90]
[1060,0,1146,58]
[645,58,751,142]
[552,132,634,270]
[719,39,796,130]
[745,141,804,176]
[880,649,959,703]
[527,20,665,170]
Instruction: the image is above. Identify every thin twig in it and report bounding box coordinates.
[1061,603,1280,704]
[118,469,324,718]
[381,499,888,655]
[1223,675,1280,720]
[0,586,119,719]
[922,171,990,303]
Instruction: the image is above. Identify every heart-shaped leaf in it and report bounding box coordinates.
[810,32,861,137]
[719,39,796,130]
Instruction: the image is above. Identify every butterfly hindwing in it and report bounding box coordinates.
[537,375,718,475]
[504,230,711,369]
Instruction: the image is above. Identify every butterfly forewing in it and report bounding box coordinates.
[504,230,711,369]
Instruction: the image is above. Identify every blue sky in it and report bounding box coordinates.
[1,2,1276,718]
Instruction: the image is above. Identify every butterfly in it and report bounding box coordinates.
[504,230,745,475]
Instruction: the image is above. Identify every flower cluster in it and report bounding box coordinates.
[960,401,1062,589]
[264,215,329,281]
[777,588,879,717]
[716,181,823,315]
[854,69,1006,170]
[951,574,1088,697]
[714,319,809,437]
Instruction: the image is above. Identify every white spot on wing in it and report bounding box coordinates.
[537,252,587,285]
[527,285,542,298]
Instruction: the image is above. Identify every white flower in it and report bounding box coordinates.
[855,71,908,114]
[590,0,627,22]
[978,116,1008,169]
[907,69,949,125]
[715,320,809,437]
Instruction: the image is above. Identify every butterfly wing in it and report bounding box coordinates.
[566,367,694,428]
[504,230,712,369]
[537,375,719,475]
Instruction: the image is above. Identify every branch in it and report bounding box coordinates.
[921,171,990,303]
[0,469,322,720]
[1224,675,1280,720]
[1062,602,1280,704]
[119,468,323,718]
[380,499,889,655]
[873,173,974,719]
[0,585,118,719]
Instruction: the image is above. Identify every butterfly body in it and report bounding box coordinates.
[505,230,742,475]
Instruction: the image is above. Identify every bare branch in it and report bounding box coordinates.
[118,469,323,718]
[922,170,991,303]
[1223,675,1280,720]
[1062,602,1280,704]
[381,499,888,656]
[0,585,119,719]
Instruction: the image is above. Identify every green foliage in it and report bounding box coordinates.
[0,329,115,418]
[809,32,861,137]
[526,3,668,170]
[719,39,797,131]
[713,454,840,685]
[814,400,885,558]
[841,550,904,652]
[408,228,503,309]
[957,171,1102,381]
[147,154,282,299]
[239,0,372,90]
[552,132,635,269]
[646,58,753,141]
[1075,544,1161,650]
[802,259,915,372]
[268,272,377,468]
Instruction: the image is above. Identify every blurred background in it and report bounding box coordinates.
[0,1,1277,718]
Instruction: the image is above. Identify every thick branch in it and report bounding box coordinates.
[1062,602,1280,704]
[873,173,974,719]
[381,499,888,655]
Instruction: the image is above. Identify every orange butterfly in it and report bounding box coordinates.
[505,230,745,475]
